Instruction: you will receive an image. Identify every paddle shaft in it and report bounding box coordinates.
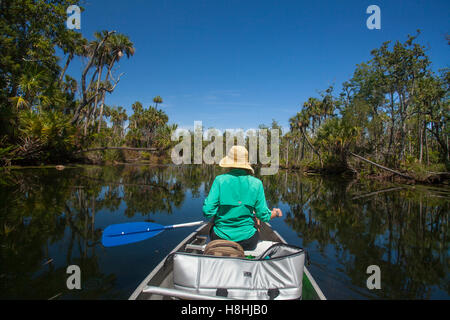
[108,221,204,237]
[170,221,205,229]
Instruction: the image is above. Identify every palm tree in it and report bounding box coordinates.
[153,96,163,109]
[72,30,115,125]
[8,96,30,111]
[290,109,323,167]
[93,32,109,107]
[156,123,178,153]
[303,97,322,134]
[130,101,143,129]
[58,32,87,84]
[17,64,49,109]
[289,112,306,163]
[97,33,135,133]
[110,106,128,139]
[78,31,109,133]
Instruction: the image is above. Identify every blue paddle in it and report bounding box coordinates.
[101,221,205,247]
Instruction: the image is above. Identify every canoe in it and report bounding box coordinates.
[129,221,326,300]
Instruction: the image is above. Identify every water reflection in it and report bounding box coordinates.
[0,165,448,299]
[277,175,449,299]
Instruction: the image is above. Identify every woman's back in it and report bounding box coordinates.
[202,145,282,250]
[203,169,272,243]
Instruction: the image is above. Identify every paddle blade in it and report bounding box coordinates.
[101,222,164,247]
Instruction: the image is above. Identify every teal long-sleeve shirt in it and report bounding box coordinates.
[202,169,272,242]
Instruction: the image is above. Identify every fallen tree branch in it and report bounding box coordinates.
[76,147,158,154]
[349,152,415,180]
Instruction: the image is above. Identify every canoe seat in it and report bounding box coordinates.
[185,238,279,259]
[184,235,208,253]
[244,241,278,258]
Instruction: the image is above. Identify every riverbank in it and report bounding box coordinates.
[280,161,449,186]
[4,159,448,187]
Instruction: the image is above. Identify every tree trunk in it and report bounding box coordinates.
[59,52,73,83]
[98,57,117,133]
[446,128,449,161]
[302,127,322,168]
[419,119,424,163]
[83,114,89,136]
[425,126,429,165]
[408,129,412,155]
[90,61,104,127]
[72,31,115,124]
[350,152,414,180]
[76,146,160,153]
[399,92,407,161]
[387,92,396,165]
[285,140,289,167]
[300,136,305,161]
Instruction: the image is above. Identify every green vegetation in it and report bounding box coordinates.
[280,31,449,182]
[0,2,447,183]
[0,0,176,166]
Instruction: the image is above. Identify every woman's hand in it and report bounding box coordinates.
[255,217,261,232]
[254,209,282,231]
[270,208,283,219]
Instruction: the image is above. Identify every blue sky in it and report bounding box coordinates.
[67,0,449,132]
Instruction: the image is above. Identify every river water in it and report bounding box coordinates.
[0,165,448,299]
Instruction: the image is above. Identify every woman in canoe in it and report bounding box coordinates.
[202,145,283,251]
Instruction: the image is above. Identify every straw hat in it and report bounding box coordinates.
[219,145,254,174]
